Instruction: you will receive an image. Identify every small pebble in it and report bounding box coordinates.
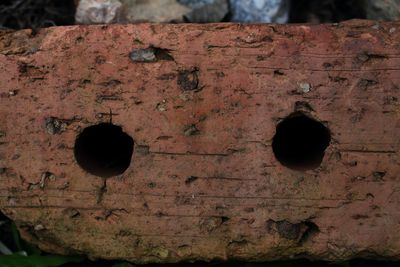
[156,101,167,112]
[129,48,156,62]
[8,90,18,96]
[299,82,311,93]
[34,224,45,231]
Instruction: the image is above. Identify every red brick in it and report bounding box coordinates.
[0,20,400,262]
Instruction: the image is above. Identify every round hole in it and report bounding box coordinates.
[74,123,134,178]
[272,112,331,171]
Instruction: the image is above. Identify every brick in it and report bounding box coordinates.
[0,20,400,263]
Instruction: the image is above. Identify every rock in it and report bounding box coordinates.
[75,0,290,24]
[178,0,229,22]
[229,0,289,23]
[76,0,191,23]
[75,0,123,24]
[122,0,191,23]
[180,0,290,23]
[365,0,400,21]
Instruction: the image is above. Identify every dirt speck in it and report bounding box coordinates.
[267,219,319,243]
[34,224,45,231]
[95,55,106,64]
[185,176,198,185]
[40,171,55,189]
[178,68,199,91]
[358,79,378,90]
[352,214,369,220]
[351,176,366,182]
[356,52,387,64]
[184,124,200,136]
[295,101,314,112]
[62,208,80,218]
[156,100,167,112]
[276,220,302,240]
[45,117,67,135]
[200,216,229,233]
[8,89,18,96]
[372,171,386,181]
[136,145,150,155]
[151,247,169,259]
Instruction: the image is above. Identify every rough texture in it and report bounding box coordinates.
[75,0,192,24]
[0,20,400,263]
[366,0,400,21]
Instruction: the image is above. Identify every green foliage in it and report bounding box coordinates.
[8,223,41,256]
[9,223,21,252]
[210,262,347,267]
[0,254,84,267]
[0,220,83,267]
[111,263,137,267]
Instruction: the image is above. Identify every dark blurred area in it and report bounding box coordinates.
[0,0,75,30]
[0,0,372,30]
[289,0,366,23]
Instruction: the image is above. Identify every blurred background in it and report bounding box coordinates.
[0,0,399,30]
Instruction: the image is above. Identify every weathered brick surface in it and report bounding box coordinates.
[0,20,400,263]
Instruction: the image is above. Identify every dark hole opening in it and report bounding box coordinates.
[74,123,134,178]
[272,113,331,171]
